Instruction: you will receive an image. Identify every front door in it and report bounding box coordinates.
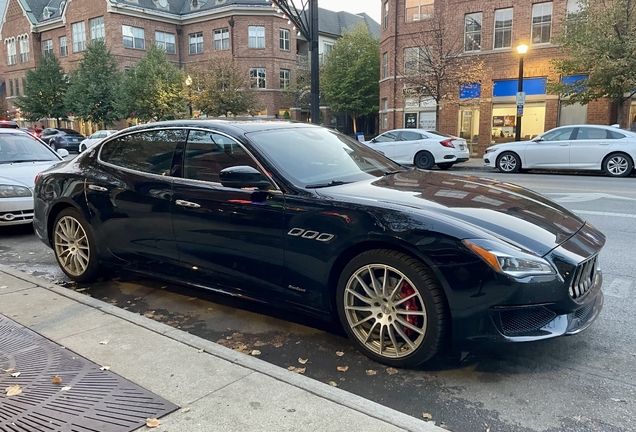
[523,127,574,168]
[171,129,286,298]
[367,131,399,159]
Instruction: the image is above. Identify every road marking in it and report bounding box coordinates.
[604,277,633,298]
[546,193,636,203]
[572,210,636,219]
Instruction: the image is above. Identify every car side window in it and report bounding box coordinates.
[400,131,424,141]
[100,129,184,176]
[574,127,607,140]
[541,128,574,141]
[608,130,626,139]
[183,130,260,185]
[374,131,399,142]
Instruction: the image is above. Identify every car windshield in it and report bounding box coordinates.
[247,127,405,188]
[0,133,60,163]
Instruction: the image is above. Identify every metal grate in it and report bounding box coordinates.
[574,302,595,323]
[569,255,598,300]
[0,314,178,432]
[0,210,33,223]
[499,307,557,336]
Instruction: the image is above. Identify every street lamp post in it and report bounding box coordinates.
[515,44,528,142]
[185,75,193,118]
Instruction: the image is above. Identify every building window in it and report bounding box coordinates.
[43,39,53,56]
[14,78,19,96]
[404,47,420,75]
[532,2,552,44]
[123,25,145,49]
[383,2,389,29]
[90,17,105,41]
[6,38,16,65]
[248,26,265,49]
[494,8,513,49]
[155,31,176,54]
[279,28,290,51]
[189,32,203,54]
[72,21,86,52]
[381,98,388,129]
[9,79,13,97]
[18,36,29,63]
[382,52,388,79]
[59,36,68,56]
[214,28,229,50]
[405,0,434,23]
[464,12,482,52]
[250,67,266,89]
[280,68,290,89]
[566,0,585,32]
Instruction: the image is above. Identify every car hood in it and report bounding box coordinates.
[0,161,60,188]
[318,170,586,256]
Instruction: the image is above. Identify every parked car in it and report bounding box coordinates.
[484,124,636,177]
[34,120,605,367]
[40,128,85,152]
[0,129,68,226]
[364,129,470,170]
[21,127,43,139]
[0,120,20,129]
[79,130,118,153]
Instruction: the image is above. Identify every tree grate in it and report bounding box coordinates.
[0,314,178,432]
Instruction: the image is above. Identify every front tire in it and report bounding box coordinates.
[53,208,101,282]
[414,151,435,170]
[496,152,521,173]
[336,249,448,367]
[603,153,633,177]
[437,163,454,170]
[79,144,85,153]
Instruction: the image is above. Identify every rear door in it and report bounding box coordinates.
[569,127,612,168]
[394,130,429,163]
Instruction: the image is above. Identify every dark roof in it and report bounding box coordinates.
[317,8,380,38]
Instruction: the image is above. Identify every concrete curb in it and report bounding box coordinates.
[0,264,445,432]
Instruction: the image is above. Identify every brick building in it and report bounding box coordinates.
[379,0,628,155]
[0,0,378,130]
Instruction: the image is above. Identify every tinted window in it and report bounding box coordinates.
[541,128,574,141]
[0,132,59,163]
[574,127,607,140]
[374,131,399,142]
[184,130,259,184]
[608,130,626,139]
[101,129,184,175]
[400,131,424,141]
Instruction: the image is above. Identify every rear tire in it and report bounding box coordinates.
[336,249,448,367]
[603,153,633,177]
[437,163,454,170]
[414,151,435,170]
[53,208,101,282]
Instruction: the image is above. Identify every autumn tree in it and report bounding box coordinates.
[188,57,261,117]
[401,17,485,130]
[321,23,380,133]
[547,0,636,126]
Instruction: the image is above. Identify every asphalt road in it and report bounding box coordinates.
[1,169,635,432]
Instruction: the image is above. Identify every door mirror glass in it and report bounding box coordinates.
[57,149,69,157]
[532,136,543,142]
[219,166,272,190]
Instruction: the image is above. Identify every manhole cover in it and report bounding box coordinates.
[0,314,178,432]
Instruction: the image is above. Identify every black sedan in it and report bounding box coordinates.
[33,120,605,367]
[40,128,85,152]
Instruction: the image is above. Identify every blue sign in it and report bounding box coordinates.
[517,105,524,115]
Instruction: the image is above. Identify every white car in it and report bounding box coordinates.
[79,129,118,153]
[0,129,68,225]
[484,124,636,177]
[364,129,470,170]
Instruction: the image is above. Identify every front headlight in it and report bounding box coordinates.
[484,147,499,154]
[463,239,555,278]
[0,185,32,198]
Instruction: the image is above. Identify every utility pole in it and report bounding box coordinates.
[269,0,320,124]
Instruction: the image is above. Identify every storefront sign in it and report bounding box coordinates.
[516,92,526,106]
[405,113,417,128]
[517,105,524,116]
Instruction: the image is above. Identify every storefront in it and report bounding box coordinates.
[558,75,588,126]
[404,96,436,129]
[491,78,547,143]
[458,83,481,147]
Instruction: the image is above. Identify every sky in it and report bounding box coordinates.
[319,0,381,23]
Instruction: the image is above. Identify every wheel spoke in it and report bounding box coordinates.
[378,324,386,355]
[393,324,417,350]
[351,314,375,328]
[345,305,375,312]
[354,275,376,299]
[395,309,426,316]
[387,324,401,356]
[381,266,388,297]
[389,276,404,300]
[394,292,418,306]
[367,266,382,296]
[364,321,380,344]
[395,316,424,335]
[346,287,373,305]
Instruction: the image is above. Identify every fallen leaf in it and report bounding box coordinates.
[10,372,20,378]
[28,252,35,255]
[5,385,21,396]
[4,368,15,373]
[611,398,627,403]
[100,366,111,371]
[146,418,161,428]
[207,307,214,311]
[51,376,62,384]
[273,342,283,348]
[61,386,71,391]
[337,366,349,372]
[188,297,197,301]
[181,407,191,413]
[99,340,109,345]
[75,288,88,292]
[287,366,296,371]
[0,286,8,289]
[198,348,204,353]
[287,366,306,374]
[386,367,399,375]
[422,413,433,420]
[366,370,377,376]
[298,358,308,364]
[336,351,345,357]
[251,350,261,356]
[328,381,338,387]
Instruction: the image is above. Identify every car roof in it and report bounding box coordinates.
[122,119,324,135]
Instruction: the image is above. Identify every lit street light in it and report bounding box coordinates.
[515,44,528,142]
[185,75,193,118]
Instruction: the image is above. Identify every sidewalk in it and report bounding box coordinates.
[0,264,444,432]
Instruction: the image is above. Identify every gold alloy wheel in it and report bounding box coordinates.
[343,264,427,359]
[54,215,91,277]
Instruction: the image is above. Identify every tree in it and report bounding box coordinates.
[188,56,261,117]
[65,39,122,127]
[547,0,636,127]
[401,17,485,130]
[282,55,311,110]
[321,23,380,133]
[117,45,186,122]
[15,54,68,125]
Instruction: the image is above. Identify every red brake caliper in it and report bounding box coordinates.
[400,282,420,337]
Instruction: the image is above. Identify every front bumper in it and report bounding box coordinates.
[483,153,497,167]
[56,141,81,152]
[0,198,34,225]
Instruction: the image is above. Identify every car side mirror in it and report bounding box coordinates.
[532,137,544,142]
[370,138,377,143]
[57,149,69,157]
[219,166,272,190]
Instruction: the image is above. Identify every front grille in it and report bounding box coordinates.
[0,210,33,222]
[499,307,557,336]
[575,302,594,322]
[569,255,598,300]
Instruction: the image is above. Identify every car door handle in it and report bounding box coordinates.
[176,200,201,209]
[88,184,108,192]
[559,144,569,146]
